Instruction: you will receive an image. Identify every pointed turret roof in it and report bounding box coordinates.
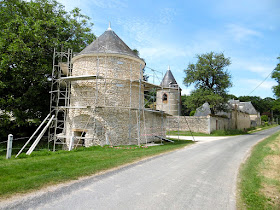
[78,24,140,59]
[161,66,178,88]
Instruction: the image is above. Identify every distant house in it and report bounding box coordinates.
[194,99,260,130]
[228,100,261,127]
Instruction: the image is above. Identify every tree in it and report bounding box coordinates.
[183,52,232,114]
[271,56,280,97]
[0,0,95,139]
[238,96,276,115]
[181,95,192,116]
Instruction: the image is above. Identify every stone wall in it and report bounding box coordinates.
[65,108,165,147]
[156,88,181,116]
[64,54,165,147]
[72,56,143,81]
[250,114,261,127]
[167,116,210,133]
[209,116,230,133]
[71,55,145,109]
[167,111,251,134]
[230,110,251,130]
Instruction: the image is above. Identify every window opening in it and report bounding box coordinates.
[162,93,168,103]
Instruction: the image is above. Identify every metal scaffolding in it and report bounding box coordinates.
[48,48,73,151]
[47,49,170,151]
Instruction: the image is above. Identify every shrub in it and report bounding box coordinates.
[189,111,196,116]
[261,115,268,122]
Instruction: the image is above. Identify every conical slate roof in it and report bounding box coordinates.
[79,26,139,59]
[161,67,178,88]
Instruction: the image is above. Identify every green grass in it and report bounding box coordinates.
[0,140,193,198]
[247,124,278,134]
[237,131,280,209]
[167,124,278,137]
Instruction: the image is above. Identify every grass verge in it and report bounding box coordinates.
[0,140,193,199]
[167,124,278,136]
[237,131,280,209]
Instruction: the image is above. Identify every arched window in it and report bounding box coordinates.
[162,93,168,103]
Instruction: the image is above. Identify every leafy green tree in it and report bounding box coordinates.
[261,115,268,122]
[227,94,238,100]
[238,96,275,115]
[0,0,95,139]
[271,56,280,97]
[144,88,156,109]
[183,52,232,114]
[181,95,193,116]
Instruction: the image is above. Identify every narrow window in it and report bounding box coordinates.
[162,93,168,103]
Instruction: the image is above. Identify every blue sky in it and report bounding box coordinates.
[58,0,280,98]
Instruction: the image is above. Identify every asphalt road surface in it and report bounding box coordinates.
[1,126,279,210]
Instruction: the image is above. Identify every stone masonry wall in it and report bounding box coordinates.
[167,111,251,134]
[65,107,165,147]
[167,116,210,133]
[230,110,251,130]
[65,54,165,147]
[156,88,181,116]
[209,116,230,133]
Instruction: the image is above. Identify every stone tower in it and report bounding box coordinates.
[156,66,181,116]
[64,24,165,147]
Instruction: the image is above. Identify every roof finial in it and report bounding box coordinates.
[168,65,171,71]
[107,22,112,31]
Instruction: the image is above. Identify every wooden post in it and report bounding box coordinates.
[16,113,51,158]
[6,134,13,159]
[26,115,55,155]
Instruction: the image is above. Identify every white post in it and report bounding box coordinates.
[105,133,109,145]
[69,136,74,151]
[6,134,13,159]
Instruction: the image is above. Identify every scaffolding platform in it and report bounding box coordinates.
[59,75,104,81]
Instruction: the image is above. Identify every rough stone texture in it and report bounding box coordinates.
[250,114,261,127]
[65,54,165,147]
[167,116,210,133]
[167,111,251,134]
[230,109,251,130]
[209,116,230,133]
[156,88,181,116]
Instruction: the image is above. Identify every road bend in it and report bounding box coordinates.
[1,126,279,210]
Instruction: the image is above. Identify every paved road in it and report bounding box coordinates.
[1,126,279,210]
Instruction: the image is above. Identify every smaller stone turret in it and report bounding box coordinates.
[156,66,181,116]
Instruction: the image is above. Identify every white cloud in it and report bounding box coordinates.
[226,24,261,42]
[242,79,277,90]
[231,57,275,77]
[247,66,274,75]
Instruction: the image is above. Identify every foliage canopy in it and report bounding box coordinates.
[0,0,95,138]
[183,52,232,114]
[271,57,280,97]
